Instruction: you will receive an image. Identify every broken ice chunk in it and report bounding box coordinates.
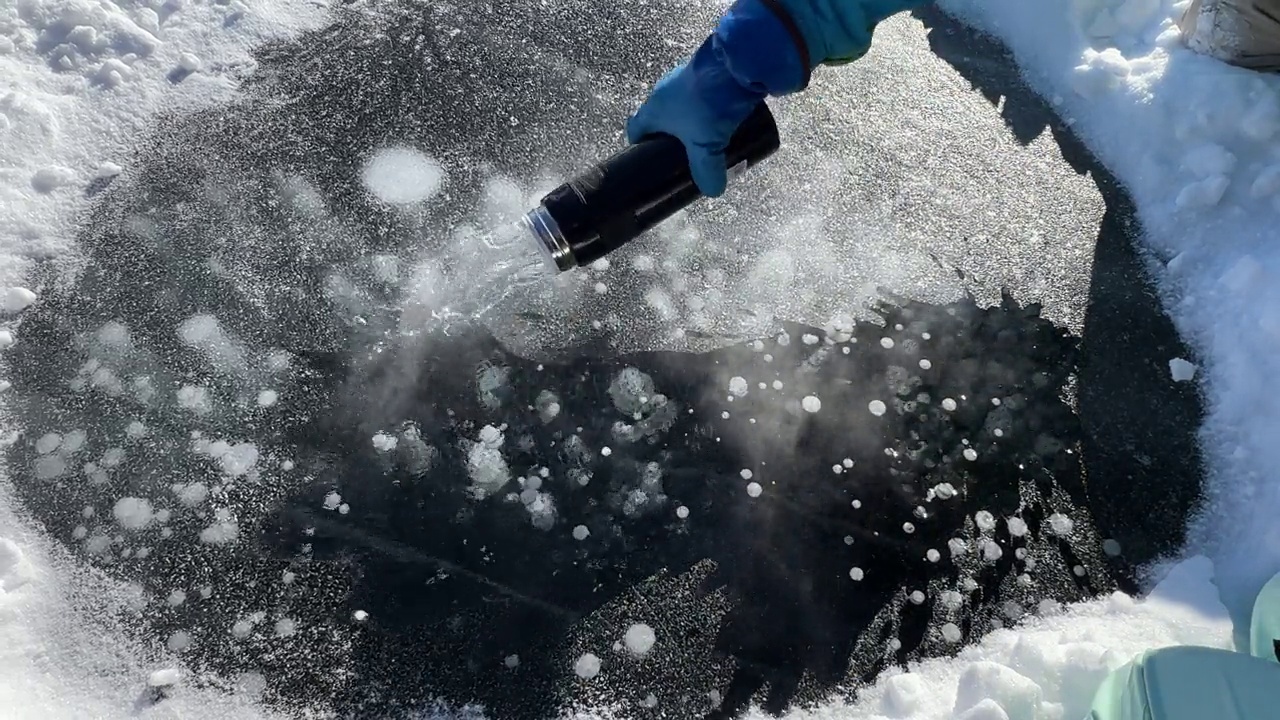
[1169,357,1197,382]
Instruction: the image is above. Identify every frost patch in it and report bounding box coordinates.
[192,437,259,477]
[361,146,445,205]
[112,496,154,530]
[199,509,239,545]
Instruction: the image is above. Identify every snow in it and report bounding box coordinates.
[736,555,1231,720]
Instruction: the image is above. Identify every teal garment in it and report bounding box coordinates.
[1087,645,1280,720]
[774,0,935,68]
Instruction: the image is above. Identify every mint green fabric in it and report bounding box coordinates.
[1251,572,1280,663]
[1088,645,1280,720]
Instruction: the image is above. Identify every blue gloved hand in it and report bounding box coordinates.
[626,0,807,197]
[626,0,933,198]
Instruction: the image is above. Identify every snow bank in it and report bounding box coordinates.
[738,556,1231,720]
[0,483,290,718]
[936,0,1280,632]
[0,0,331,289]
[0,0,330,715]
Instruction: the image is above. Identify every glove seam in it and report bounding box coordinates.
[756,0,812,91]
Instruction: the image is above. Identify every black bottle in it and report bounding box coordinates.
[522,101,781,273]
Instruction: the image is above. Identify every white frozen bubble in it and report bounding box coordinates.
[361,146,445,205]
[728,376,748,397]
[166,630,192,653]
[975,510,997,532]
[274,618,298,637]
[746,482,763,497]
[112,497,154,530]
[739,469,753,480]
[801,395,821,413]
[35,432,62,455]
[1047,513,1075,536]
[849,567,864,581]
[572,525,590,541]
[574,653,602,680]
[623,623,656,656]
[942,397,958,411]
[981,539,1004,562]
[257,389,279,407]
[868,400,887,416]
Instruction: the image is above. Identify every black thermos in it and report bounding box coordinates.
[523,101,781,273]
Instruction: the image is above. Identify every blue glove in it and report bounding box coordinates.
[626,0,933,198]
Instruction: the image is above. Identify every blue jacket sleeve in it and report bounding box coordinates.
[714,0,936,93]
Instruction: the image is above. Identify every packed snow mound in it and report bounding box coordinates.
[0,0,330,288]
[938,0,1280,634]
[734,556,1231,720]
[0,502,299,718]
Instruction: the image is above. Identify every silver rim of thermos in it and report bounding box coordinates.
[523,205,576,273]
